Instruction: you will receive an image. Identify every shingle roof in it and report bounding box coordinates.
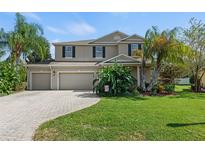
[52,39,94,46]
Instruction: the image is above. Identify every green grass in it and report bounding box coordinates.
[33,86,205,141]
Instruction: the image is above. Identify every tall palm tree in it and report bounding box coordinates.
[0,13,50,64]
[142,26,188,91]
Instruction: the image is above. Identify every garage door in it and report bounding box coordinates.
[32,73,51,90]
[59,73,94,90]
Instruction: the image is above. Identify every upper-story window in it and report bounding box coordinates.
[93,46,105,58]
[64,46,73,58]
[131,44,138,51]
[63,46,75,58]
[128,43,142,56]
[95,46,103,58]
[131,44,142,51]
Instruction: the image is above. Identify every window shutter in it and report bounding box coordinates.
[62,46,65,57]
[128,44,131,56]
[103,46,106,58]
[138,44,142,50]
[93,46,96,58]
[72,46,75,58]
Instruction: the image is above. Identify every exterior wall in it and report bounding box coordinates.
[118,44,128,55]
[55,45,118,62]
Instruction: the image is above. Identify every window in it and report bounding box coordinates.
[131,44,138,52]
[95,46,103,58]
[64,46,73,58]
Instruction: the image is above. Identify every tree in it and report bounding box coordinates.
[0,13,50,64]
[141,26,188,91]
[183,18,205,92]
[0,28,8,59]
[160,63,189,83]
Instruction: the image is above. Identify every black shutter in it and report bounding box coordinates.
[103,46,106,58]
[93,46,96,58]
[128,44,131,56]
[62,46,65,57]
[138,44,142,50]
[72,46,75,58]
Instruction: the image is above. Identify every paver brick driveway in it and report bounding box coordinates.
[0,90,100,141]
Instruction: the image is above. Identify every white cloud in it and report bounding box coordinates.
[66,22,96,35]
[46,21,96,36]
[22,13,41,21]
[46,26,66,35]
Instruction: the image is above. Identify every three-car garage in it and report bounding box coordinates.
[28,63,97,90]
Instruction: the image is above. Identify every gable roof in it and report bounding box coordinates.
[119,34,144,43]
[89,31,129,44]
[52,39,94,46]
[52,31,144,46]
[98,54,141,66]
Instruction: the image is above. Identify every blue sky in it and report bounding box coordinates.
[1,12,205,57]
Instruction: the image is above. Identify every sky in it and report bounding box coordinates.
[1,12,205,58]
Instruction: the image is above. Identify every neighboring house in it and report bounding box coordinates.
[27,31,151,90]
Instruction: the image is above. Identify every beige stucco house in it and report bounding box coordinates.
[27,31,151,90]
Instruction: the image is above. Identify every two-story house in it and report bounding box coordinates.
[27,31,151,90]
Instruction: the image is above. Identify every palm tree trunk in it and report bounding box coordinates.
[146,68,160,91]
[140,57,146,91]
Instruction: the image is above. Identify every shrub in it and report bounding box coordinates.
[157,84,164,93]
[164,84,175,93]
[151,84,158,95]
[0,62,23,94]
[93,63,137,96]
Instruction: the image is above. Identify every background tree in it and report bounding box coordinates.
[0,13,50,64]
[183,18,205,91]
[160,63,189,83]
[141,26,188,91]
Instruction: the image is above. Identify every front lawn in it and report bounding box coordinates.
[33,86,205,141]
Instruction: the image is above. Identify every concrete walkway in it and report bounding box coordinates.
[0,90,100,141]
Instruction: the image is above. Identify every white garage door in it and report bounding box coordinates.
[32,73,51,90]
[59,73,94,90]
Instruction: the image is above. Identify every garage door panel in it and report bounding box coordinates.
[59,73,93,90]
[32,73,51,90]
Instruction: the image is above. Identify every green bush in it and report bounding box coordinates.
[164,84,175,93]
[93,63,137,96]
[0,62,25,94]
[151,84,158,95]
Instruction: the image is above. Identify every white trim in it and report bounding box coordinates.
[27,64,98,67]
[30,71,51,90]
[119,34,145,42]
[57,71,95,90]
[98,54,141,65]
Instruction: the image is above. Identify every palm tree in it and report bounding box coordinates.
[0,13,50,64]
[141,26,188,91]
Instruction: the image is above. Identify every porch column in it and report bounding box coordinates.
[137,66,140,87]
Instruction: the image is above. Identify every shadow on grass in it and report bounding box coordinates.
[167,122,205,127]
[125,95,149,101]
[170,88,205,99]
